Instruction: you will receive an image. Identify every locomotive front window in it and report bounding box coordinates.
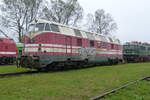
[45,23,51,31]
[50,24,60,32]
[28,23,45,32]
[35,23,45,31]
[28,24,35,32]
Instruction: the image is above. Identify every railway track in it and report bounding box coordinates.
[90,75,150,100]
[0,71,39,78]
[0,64,96,78]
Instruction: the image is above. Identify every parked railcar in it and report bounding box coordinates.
[0,38,17,64]
[143,43,150,61]
[19,19,123,70]
[147,45,150,60]
[123,42,150,62]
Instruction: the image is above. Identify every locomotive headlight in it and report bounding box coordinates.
[28,32,35,37]
[31,32,35,37]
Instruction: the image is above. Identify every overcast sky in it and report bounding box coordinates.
[78,0,150,43]
[1,0,150,43]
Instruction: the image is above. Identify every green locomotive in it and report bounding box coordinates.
[123,42,150,62]
[16,43,23,57]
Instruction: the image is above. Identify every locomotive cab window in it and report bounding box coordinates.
[90,40,95,47]
[28,23,45,32]
[28,24,35,32]
[35,23,45,31]
[50,24,60,32]
[45,23,51,31]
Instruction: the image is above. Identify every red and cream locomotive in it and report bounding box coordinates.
[20,19,123,70]
[0,38,17,64]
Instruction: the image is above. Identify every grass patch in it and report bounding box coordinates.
[0,65,31,74]
[102,80,150,100]
[0,63,150,100]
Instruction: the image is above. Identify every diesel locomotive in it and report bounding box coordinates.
[19,19,123,70]
[0,38,18,64]
[123,41,150,62]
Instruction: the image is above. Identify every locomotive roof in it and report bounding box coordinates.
[30,19,121,44]
[0,37,13,41]
[0,38,14,43]
[124,42,150,46]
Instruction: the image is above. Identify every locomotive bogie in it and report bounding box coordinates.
[20,55,122,70]
[0,56,16,64]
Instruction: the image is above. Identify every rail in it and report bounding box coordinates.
[90,75,150,100]
[0,71,39,78]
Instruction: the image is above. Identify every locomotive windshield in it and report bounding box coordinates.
[28,23,61,33]
[28,23,45,32]
[28,24,35,32]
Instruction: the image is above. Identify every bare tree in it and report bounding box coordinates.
[84,13,96,32]
[86,9,117,35]
[0,29,9,38]
[42,0,83,26]
[0,0,43,42]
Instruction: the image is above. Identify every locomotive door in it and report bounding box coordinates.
[65,36,72,56]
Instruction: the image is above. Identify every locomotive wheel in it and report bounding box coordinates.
[20,56,32,68]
